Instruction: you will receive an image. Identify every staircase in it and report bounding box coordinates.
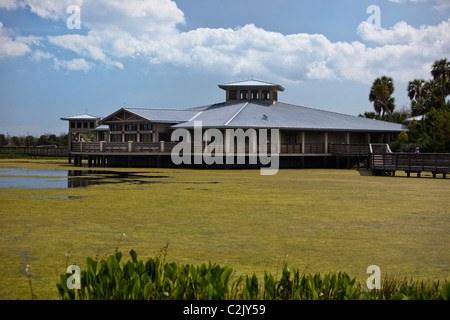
[370,144,396,173]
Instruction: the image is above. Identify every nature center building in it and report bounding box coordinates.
[62,80,407,168]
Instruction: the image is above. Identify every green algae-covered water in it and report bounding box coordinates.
[0,159,449,299]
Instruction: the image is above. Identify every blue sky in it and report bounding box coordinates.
[0,0,449,136]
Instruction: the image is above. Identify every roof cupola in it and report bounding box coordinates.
[218,80,284,104]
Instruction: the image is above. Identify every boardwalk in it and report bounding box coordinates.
[0,146,68,157]
[63,141,450,176]
[371,153,450,178]
[67,141,333,168]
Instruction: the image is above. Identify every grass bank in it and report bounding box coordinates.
[0,159,449,299]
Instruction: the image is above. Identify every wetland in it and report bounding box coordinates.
[0,159,449,299]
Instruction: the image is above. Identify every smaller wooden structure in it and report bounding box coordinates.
[370,145,449,178]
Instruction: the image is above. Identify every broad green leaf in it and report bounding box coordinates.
[144,282,153,299]
[130,249,138,263]
[441,282,450,300]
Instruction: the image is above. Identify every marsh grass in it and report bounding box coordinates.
[0,159,449,299]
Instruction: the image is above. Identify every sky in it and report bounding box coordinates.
[0,0,449,137]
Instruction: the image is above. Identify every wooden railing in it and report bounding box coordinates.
[369,143,392,154]
[371,153,450,177]
[132,142,163,152]
[71,142,330,154]
[281,143,302,154]
[330,144,370,157]
[0,146,68,157]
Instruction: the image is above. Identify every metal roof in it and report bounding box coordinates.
[403,114,424,124]
[60,113,102,121]
[171,101,407,132]
[218,80,285,91]
[91,125,109,131]
[123,108,200,123]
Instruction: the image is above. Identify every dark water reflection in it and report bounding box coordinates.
[67,170,169,188]
[0,167,169,189]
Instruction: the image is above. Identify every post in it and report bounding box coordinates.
[408,154,411,176]
[435,154,437,174]
[301,131,305,154]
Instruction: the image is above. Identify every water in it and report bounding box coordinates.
[0,167,68,188]
[0,167,169,189]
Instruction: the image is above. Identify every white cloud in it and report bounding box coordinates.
[15,0,183,69]
[0,21,34,58]
[136,21,449,83]
[1,0,448,83]
[47,31,124,69]
[0,0,18,10]
[32,50,53,62]
[10,0,184,33]
[1,0,81,20]
[355,19,450,81]
[53,57,94,72]
[82,0,185,33]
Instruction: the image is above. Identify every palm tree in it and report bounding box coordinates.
[407,79,428,116]
[369,76,395,121]
[407,79,426,101]
[431,58,449,103]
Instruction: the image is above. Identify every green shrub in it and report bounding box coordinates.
[57,250,237,300]
[56,250,449,300]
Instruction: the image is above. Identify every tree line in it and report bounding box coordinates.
[0,133,68,148]
[361,58,450,153]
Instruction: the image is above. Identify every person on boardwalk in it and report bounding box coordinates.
[414,147,420,166]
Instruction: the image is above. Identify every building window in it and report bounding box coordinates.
[251,90,259,100]
[110,134,122,142]
[140,123,152,131]
[125,124,137,131]
[90,122,94,128]
[262,90,270,100]
[125,134,137,142]
[77,122,81,128]
[158,133,171,142]
[140,133,153,142]
[283,134,297,144]
[71,122,75,128]
[240,90,248,100]
[110,125,122,131]
[229,90,237,100]
[83,122,88,128]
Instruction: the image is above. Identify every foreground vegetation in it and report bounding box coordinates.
[56,250,449,300]
[0,159,449,299]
